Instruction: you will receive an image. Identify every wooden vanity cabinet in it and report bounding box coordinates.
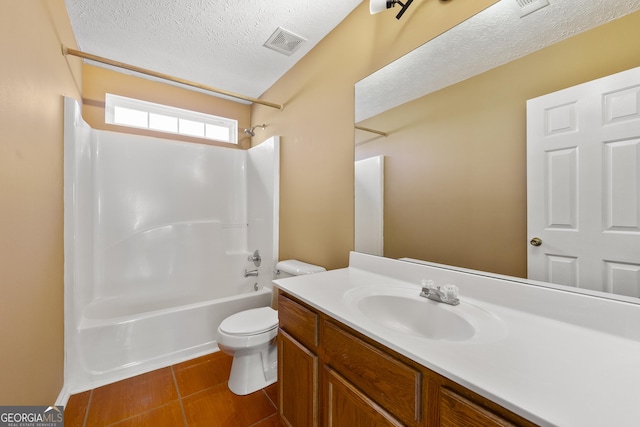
[277,291,537,427]
[278,295,320,427]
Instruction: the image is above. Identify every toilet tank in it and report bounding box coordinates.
[276,259,326,278]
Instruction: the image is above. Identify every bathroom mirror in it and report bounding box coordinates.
[354,0,640,301]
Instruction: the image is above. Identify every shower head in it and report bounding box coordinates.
[243,124,266,137]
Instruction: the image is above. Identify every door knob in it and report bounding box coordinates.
[530,237,542,247]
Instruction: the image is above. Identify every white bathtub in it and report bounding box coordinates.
[71,287,272,391]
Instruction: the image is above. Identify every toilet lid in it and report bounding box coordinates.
[219,307,278,335]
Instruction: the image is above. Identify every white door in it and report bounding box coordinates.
[527,66,640,297]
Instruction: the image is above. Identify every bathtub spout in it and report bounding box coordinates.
[244,269,259,277]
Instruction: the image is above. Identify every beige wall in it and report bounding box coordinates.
[82,64,252,149]
[0,1,81,404]
[251,0,498,270]
[355,11,640,277]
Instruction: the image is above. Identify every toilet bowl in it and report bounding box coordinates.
[217,306,278,395]
[217,259,326,395]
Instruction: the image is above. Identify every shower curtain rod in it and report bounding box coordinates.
[355,125,388,137]
[62,46,284,110]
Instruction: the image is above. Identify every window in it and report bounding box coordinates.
[105,93,238,144]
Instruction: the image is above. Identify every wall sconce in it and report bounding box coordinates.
[370,0,414,19]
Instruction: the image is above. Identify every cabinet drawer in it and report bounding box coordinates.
[278,293,319,350]
[438,386,538,427]
[440,388,517,427]
[322,320,421,426]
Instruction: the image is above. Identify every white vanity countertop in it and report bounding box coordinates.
[273,252,640,427]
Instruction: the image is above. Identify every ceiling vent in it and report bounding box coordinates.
[513,0,550,18]
[263,27,307,56]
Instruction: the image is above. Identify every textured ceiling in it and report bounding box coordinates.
[64,0,361,101]
[356,0,640,122]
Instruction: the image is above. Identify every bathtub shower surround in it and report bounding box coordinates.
[63,98,279,394]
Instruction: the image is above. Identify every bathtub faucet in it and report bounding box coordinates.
[244,269,259,277]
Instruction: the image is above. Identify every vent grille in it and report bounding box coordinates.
[263,27,307,56]
[513,0,550,18]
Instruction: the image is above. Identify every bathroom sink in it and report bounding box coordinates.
[356,293,474,340]
[344,286,506,343]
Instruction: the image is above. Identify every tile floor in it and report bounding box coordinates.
[64,352,284,427]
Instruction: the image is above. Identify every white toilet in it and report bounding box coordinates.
[217,259,326,395]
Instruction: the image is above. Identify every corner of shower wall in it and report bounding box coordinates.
[63,98,96,391]
[247,136,280,290]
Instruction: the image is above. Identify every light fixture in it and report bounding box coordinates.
[370,0,414,19]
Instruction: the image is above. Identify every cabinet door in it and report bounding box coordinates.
[324,367,403,427]
[278,329,318,427]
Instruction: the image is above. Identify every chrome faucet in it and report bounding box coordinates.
[244,269,259,277]
[420,280,460,306]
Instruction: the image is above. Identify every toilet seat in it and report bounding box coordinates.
[219,307,278,336]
